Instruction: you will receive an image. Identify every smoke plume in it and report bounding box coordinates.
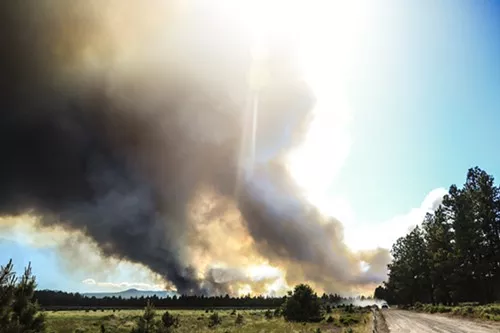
[0,1,388,295]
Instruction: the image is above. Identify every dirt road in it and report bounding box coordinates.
[383,309,500,333]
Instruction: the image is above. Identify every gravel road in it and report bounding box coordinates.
[383,309,500,333]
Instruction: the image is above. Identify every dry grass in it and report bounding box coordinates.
[45,308,371,333]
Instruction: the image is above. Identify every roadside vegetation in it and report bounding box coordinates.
[375,167,500,307]
[402,303,500,322]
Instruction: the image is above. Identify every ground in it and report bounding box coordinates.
[383,309,500,333]
[45,308,371,333]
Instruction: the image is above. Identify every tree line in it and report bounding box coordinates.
[34,290,344,309]
[375,167,500,305]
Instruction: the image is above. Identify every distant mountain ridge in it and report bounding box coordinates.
[83,288,173,299]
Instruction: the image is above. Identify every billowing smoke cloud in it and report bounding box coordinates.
[0,1,388,295]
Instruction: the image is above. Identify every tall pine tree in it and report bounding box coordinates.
[376,167,500,304]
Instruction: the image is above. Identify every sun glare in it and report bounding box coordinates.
[285,1,366,202]
[239,0,368,218]
[213,0,370,223]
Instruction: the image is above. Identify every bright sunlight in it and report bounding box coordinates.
[216,0,370,218]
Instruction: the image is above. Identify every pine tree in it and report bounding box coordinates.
[462,167,500,303]
[282,284,323,322]
[422,208,454,305]
[377,167,500,305]
[131,300,157,333]
[0,259,46,333]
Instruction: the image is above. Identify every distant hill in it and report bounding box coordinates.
[83,288,173,299]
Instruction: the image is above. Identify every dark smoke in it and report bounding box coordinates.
[0,2,323,294]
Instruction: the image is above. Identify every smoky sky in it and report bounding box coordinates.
[0,1,319,293]
[0,1,389,294]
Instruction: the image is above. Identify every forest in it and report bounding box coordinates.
[375,167,500,305]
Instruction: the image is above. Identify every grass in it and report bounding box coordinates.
[44,308,372,333]
[407,302,500,321]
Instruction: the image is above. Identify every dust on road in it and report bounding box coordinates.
[383,309,500,333]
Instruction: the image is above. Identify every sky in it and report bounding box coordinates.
[1,0,500,293]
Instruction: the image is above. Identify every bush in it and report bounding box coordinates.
[208,312,221,327]
[326,316,335,323]
[339,314,360,326]
[438,306,452,313]
[274,307,281,317]
[325,304,332,314]
[417,304,500,321]
[130,301,158,333]
[264,309,273,319]
[235,313,244,325]
[230,309,236,316]
[282,284,323,322]
[161,311,179,329]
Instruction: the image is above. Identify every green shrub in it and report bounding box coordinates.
[438,306,451,313]
[208,312,221,327]
[484,305,500,315]
[130,301,158,333]
[235,313,244,325]
[161,311,179,329]
[339,314,360,326]
[416,303,499,322]
[282,284,323,322]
